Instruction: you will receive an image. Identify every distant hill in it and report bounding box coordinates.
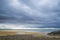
[48,30,60,36]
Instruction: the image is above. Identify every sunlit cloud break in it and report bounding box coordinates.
[0,24,60,29]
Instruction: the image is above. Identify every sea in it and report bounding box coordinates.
[21,28,60,33]
[0,28,60,33]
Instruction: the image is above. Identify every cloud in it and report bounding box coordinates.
[0,0,60,28]
[0,23,44,29]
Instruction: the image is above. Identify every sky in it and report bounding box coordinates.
[0,0,60,29]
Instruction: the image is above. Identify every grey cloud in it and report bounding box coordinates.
[0,0,60,28]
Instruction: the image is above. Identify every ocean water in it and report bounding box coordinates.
[0,28,60,33]
[21,28,60,33]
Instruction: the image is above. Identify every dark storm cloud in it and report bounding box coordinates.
[0,0,60,28]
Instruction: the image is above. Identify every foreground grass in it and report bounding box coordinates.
[0,30,17,36]
[0,30,60,40]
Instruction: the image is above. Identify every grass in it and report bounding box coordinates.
[0,30,60,40]
[0,30,17,36]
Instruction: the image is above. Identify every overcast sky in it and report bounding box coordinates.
[0,0,60,29]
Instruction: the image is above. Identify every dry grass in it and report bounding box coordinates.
[24,32,44,37]
[0,31,17,36]
[0,30,60,40]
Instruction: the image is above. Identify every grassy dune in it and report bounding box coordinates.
[0,30,60,40]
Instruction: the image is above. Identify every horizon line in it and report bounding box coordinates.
[0,28,60,30]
